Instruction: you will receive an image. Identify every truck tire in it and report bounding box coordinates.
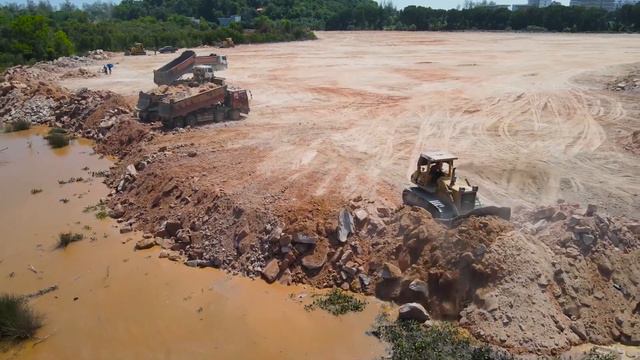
[186,114,197,127]
[174,117,185,128]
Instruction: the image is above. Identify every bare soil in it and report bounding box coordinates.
[3,31,640,357]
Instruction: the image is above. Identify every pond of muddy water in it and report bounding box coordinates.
[0,128,384,360]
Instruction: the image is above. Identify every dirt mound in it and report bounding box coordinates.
[1,66,149,157]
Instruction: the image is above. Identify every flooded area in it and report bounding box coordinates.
[0,129,385,360]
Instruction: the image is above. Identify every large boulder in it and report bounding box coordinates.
[134,238,156,250]
[337,208,355,243]
[398,303,430,323]
[163,220,182,237]
[301,243,329,271]
[381,262,402,280]
[262,259,280,283]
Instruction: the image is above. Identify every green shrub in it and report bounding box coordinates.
[583,348,617,360]
[44,128,70,148]
[3,119,31,133]
[0,294,42,341]
[57,232,84,248]
[371,315,513,360]
[95,210,108,219]
[304,288,367,316]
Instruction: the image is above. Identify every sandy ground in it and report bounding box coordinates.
[60,31,640,218]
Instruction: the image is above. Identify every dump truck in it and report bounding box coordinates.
[125,43,146,56]
[157,84,249,128]
[402,151,511,224]
[153,50,228,86]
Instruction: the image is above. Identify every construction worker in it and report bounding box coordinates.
[106,63,113,75]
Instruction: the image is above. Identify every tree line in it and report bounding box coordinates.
[1,0,639,70]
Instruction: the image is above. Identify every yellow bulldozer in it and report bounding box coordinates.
[220,38,235,48]
[125,43,146,56]
[402,151,511,224]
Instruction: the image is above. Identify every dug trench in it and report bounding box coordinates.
[2,57,640,357]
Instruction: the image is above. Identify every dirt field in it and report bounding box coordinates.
[3,31,640,358]
[61,31,640,216]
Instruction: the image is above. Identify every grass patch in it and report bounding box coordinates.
[0,294,42,341]
[83,200,108,220]
[583,349,617,360]
[43,128,70,148]
[30,188,42,195]
[304,288,367,316]
[371,315,513,360]
[3,119,31,133]
[56,232,84,248]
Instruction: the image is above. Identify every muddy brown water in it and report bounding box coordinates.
[0,128,385,359]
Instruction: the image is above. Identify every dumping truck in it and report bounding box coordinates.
[153,50,228,86]
[157,84,249,128]
[402,151,511,225]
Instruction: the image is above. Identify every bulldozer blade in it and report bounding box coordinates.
[402,187,458,220]
[403,187,511,227]
[449,206,512,227]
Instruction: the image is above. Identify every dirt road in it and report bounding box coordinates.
[60,31,640,217]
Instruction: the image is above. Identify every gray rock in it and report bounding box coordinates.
[134,238,155,250]
[568,215,583,227]
[119,225,132,234]
[552,211,567,222]
[573,226,591,235]
[398,303,430,323]
[409,279,429,297]
[381,262,402,280]
[533,207,556,221]
[584,204,598,217]
[343,261,358,276]
[570,321,588,341]
[301,250,327,271]
[354,208,368,223]
[126,164,138,177]
[163,220,182,237]
[359,273,371,287]
[185,259,214,268]
[581,234,595,246]
[293,233,316,245]
[262,259,280,283]
[108,204,125,219]
[337,208,355,243]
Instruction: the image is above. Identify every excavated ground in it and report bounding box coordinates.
[2,32,640,357]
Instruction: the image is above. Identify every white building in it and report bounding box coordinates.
[528,0,553,6]
[569,0,617,11]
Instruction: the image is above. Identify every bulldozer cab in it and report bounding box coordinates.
[411,151,457,193]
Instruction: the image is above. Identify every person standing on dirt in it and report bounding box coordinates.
[103,65,108,75]
[107,63,113,75]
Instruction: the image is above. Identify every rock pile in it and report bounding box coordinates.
[607,73,640,92]
[1,65,149,157]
